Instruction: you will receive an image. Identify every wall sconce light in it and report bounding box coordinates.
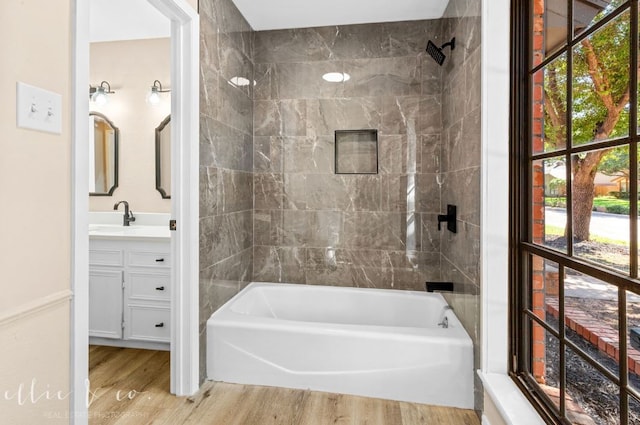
[89,81,115,105]
[147,80,171,105]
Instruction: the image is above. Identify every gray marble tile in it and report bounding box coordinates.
[282,137,334,174]
[284,174,381,212]
[254,99,308,137]
[254,173,284,210]
[200,116,253,171]
[442,65,466,131]
[219,169,253,213]
[275,210,312,247]
[306,97,382,138]
[342,212,415,251]
[378,135,419,174]
[305,265,388,288]
[253,210,278,246]
[254,136,283,173]
[217,75,252,135]
[199,216,215,268]
[421,54,443,96]
[421,213,442,253]
[253,246,306,283]
[381,96,422,135]
[441,221,481,285]
[418,95,443,135]
[416,173,442,213]
[381,175,418,213]
[206,0,252,57]
[218,33,254,98]
[306,248,383,270]
[465,48,482,115]
[200,33,220,76]
[200,211,253,265]
[254,28,335,64]
[254,63,277,100]
[276,61,346,100]
[199,66,219,119]
[385,20,436,58]
[446,106,481,171]
[442,118,462,173]
[441,166,480,225]
[343,57,421,98]
[306,211,344,247]
[420,134,442,174]
[208,247,253,284]
[199,166,218,218]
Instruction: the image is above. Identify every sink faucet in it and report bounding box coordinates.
[113,201,136,226]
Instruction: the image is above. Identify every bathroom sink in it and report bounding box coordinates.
[89,224,170,239]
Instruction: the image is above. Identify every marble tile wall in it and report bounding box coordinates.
[440,0,482,412]
[199,0,254,381]
[252,20,445,290]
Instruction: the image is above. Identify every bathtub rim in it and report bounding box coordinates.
[208,282,473,344]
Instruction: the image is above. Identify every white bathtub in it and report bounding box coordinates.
[206,282,474,409]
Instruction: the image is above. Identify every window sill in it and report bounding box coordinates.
[479,372,546,425]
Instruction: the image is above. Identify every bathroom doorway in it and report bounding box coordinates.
[71,0,199,421]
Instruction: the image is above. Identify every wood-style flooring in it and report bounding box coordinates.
[88,345,480,425]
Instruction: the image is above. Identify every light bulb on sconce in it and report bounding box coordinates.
[147,80,171,105]
[89,81,115,105]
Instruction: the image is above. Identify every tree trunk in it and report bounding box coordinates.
[572,151,606,241]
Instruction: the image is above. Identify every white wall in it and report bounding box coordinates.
[0,0,72,422]
[89,38,172,213]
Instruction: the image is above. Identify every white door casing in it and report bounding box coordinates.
[70,0,199,422]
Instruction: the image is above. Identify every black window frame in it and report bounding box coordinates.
[510,0,640,423]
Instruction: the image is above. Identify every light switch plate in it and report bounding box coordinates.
[16,82,62,135]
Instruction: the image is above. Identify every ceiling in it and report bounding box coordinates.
[90,0,170,43]
[89,0,451,41]
[230,0,451,31]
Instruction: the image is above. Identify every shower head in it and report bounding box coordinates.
[426,37,456,66]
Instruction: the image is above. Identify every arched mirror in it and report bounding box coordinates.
[155,115,171,199]
[89,112,118,196]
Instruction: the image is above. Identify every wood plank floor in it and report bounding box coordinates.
[89,346,480,425]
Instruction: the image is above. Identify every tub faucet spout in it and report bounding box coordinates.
[438,316,449,328]
[438,306,453,328]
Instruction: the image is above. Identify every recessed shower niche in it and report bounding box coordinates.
[334,129,378,174]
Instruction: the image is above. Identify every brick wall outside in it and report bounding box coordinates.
[531,0,547,384]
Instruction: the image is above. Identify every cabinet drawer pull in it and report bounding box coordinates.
[155,286,165,291]
[155,322,165,328]
[155,258,165,262]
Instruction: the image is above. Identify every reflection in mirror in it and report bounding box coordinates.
[89,112,118,196]
[155,115,171,199]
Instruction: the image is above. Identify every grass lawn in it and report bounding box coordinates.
[545,196,629,215]
[545,224,629,246]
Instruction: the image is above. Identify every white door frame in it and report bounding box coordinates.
[70,0,199,421]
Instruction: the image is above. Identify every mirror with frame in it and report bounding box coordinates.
[155,115,171,199]
[89,112,118,196]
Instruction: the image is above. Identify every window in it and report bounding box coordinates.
[512,1,640,423]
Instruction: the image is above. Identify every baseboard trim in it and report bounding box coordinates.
[0,290,72,327]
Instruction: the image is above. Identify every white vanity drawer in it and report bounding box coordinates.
[128,272,170,301]
[126,306,170,342]
[128,251,171,268]
[89,249,124,267]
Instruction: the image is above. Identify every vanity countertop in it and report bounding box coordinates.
[89,212,171,240]
[89,224,171,240]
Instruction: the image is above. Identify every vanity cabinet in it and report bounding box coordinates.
[89,238,170,350]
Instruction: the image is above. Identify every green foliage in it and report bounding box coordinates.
[598,145,629,176]
[593,196,630,214]
[545,197,566,208]
[571,12,630,145]
[605,204,629,214]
